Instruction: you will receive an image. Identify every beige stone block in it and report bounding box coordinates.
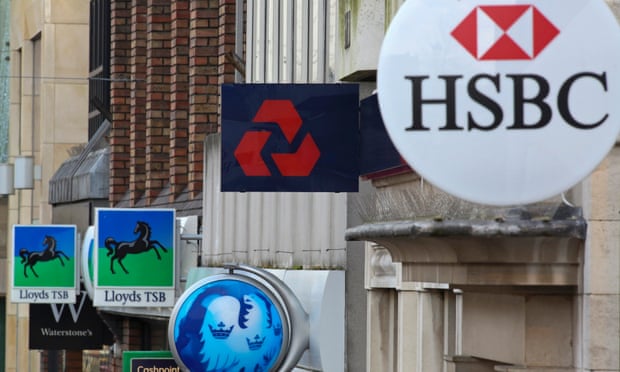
[367,289,396,372]
[40,204,52,225]
[17,307,29,371]
[445,356,496,372]
[606,0,620,20]
[54,24,89,78]
[51,144,79,172]
[579,147,620,221]
[53,84,88,143]
[525,296,573,367]
[39,82,55,142]
[336,0,385,81]
[20,1,43,41]
[0,259,6,296]
[40,143,54,179]
[8,103,21,155]
[47,0,89,24]
[582,294,620,370]
[397,290,444,372]
[18,98,34,154]
[583,221,620,295]
[494,367,575,372]
[462,292,525,365]
[5,314,16,368]
[397,291,418,371]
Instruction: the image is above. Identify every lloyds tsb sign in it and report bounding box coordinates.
[378,0,620,206]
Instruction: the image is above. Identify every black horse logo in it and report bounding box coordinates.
[104,221,167,274]
[19,235,69,278]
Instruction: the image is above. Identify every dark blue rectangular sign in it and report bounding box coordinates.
[358,94,407,177]
[221,84,359,192]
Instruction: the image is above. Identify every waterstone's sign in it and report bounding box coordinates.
[94,208,176,307]
[11,225,78,303]
[29,291,114,350]
[377,0,620,205]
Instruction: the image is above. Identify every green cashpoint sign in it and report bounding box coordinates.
[122,351,180,372]
[11,225,78,303]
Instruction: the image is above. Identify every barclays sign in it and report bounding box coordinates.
[168,265,309,371]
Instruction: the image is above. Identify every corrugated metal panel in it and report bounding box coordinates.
[204,134,346,269]
[246,0,335,83]
[72,148,109,201]
[206,0,346,268]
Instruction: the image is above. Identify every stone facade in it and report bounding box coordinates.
[5,1,90,371]
[342,1,620,370]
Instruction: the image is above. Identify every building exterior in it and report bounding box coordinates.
[42,0,359,370]
[2,0,618,371]
[342,1,620,371]
[0,0,11,369]
[103,0,360,370]
[4,1,90,371]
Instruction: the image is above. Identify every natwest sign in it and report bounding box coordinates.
[378,0,620,206]
[221,84,359,192]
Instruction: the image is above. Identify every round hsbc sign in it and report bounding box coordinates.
[378,0,620,205]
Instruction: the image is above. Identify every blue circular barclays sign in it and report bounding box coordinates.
[169,273,291,371]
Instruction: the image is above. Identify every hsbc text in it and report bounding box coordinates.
[404,72,608,131]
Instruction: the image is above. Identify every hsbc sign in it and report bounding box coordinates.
[378,0,620,205]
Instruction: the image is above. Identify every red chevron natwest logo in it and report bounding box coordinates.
[451,5,559,60]
[234,100,320,177]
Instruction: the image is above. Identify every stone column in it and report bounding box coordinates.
[575,146,620,371]
[396,288,444,372]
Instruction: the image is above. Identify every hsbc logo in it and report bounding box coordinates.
[403,4,605,132]
[451,5,559,60]
[377,0,620,205]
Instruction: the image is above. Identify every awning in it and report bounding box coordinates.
[49,121,110,204]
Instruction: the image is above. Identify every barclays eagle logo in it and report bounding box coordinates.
[172,280,285,372]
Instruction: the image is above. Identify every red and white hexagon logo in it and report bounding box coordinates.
[451,5,560,60]
[377,0,620,206]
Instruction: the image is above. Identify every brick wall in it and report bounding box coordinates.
[129,0,147,205]
[109,0,131,204]
[170,0,190,200]
[106,0,238,368]
[110,318,143,371]
[145,0,171,205]
[110,0,232,206]
[188,1,216,199]
[65,350,82,371]
[218,0,237,85]
[105,0,238,359]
